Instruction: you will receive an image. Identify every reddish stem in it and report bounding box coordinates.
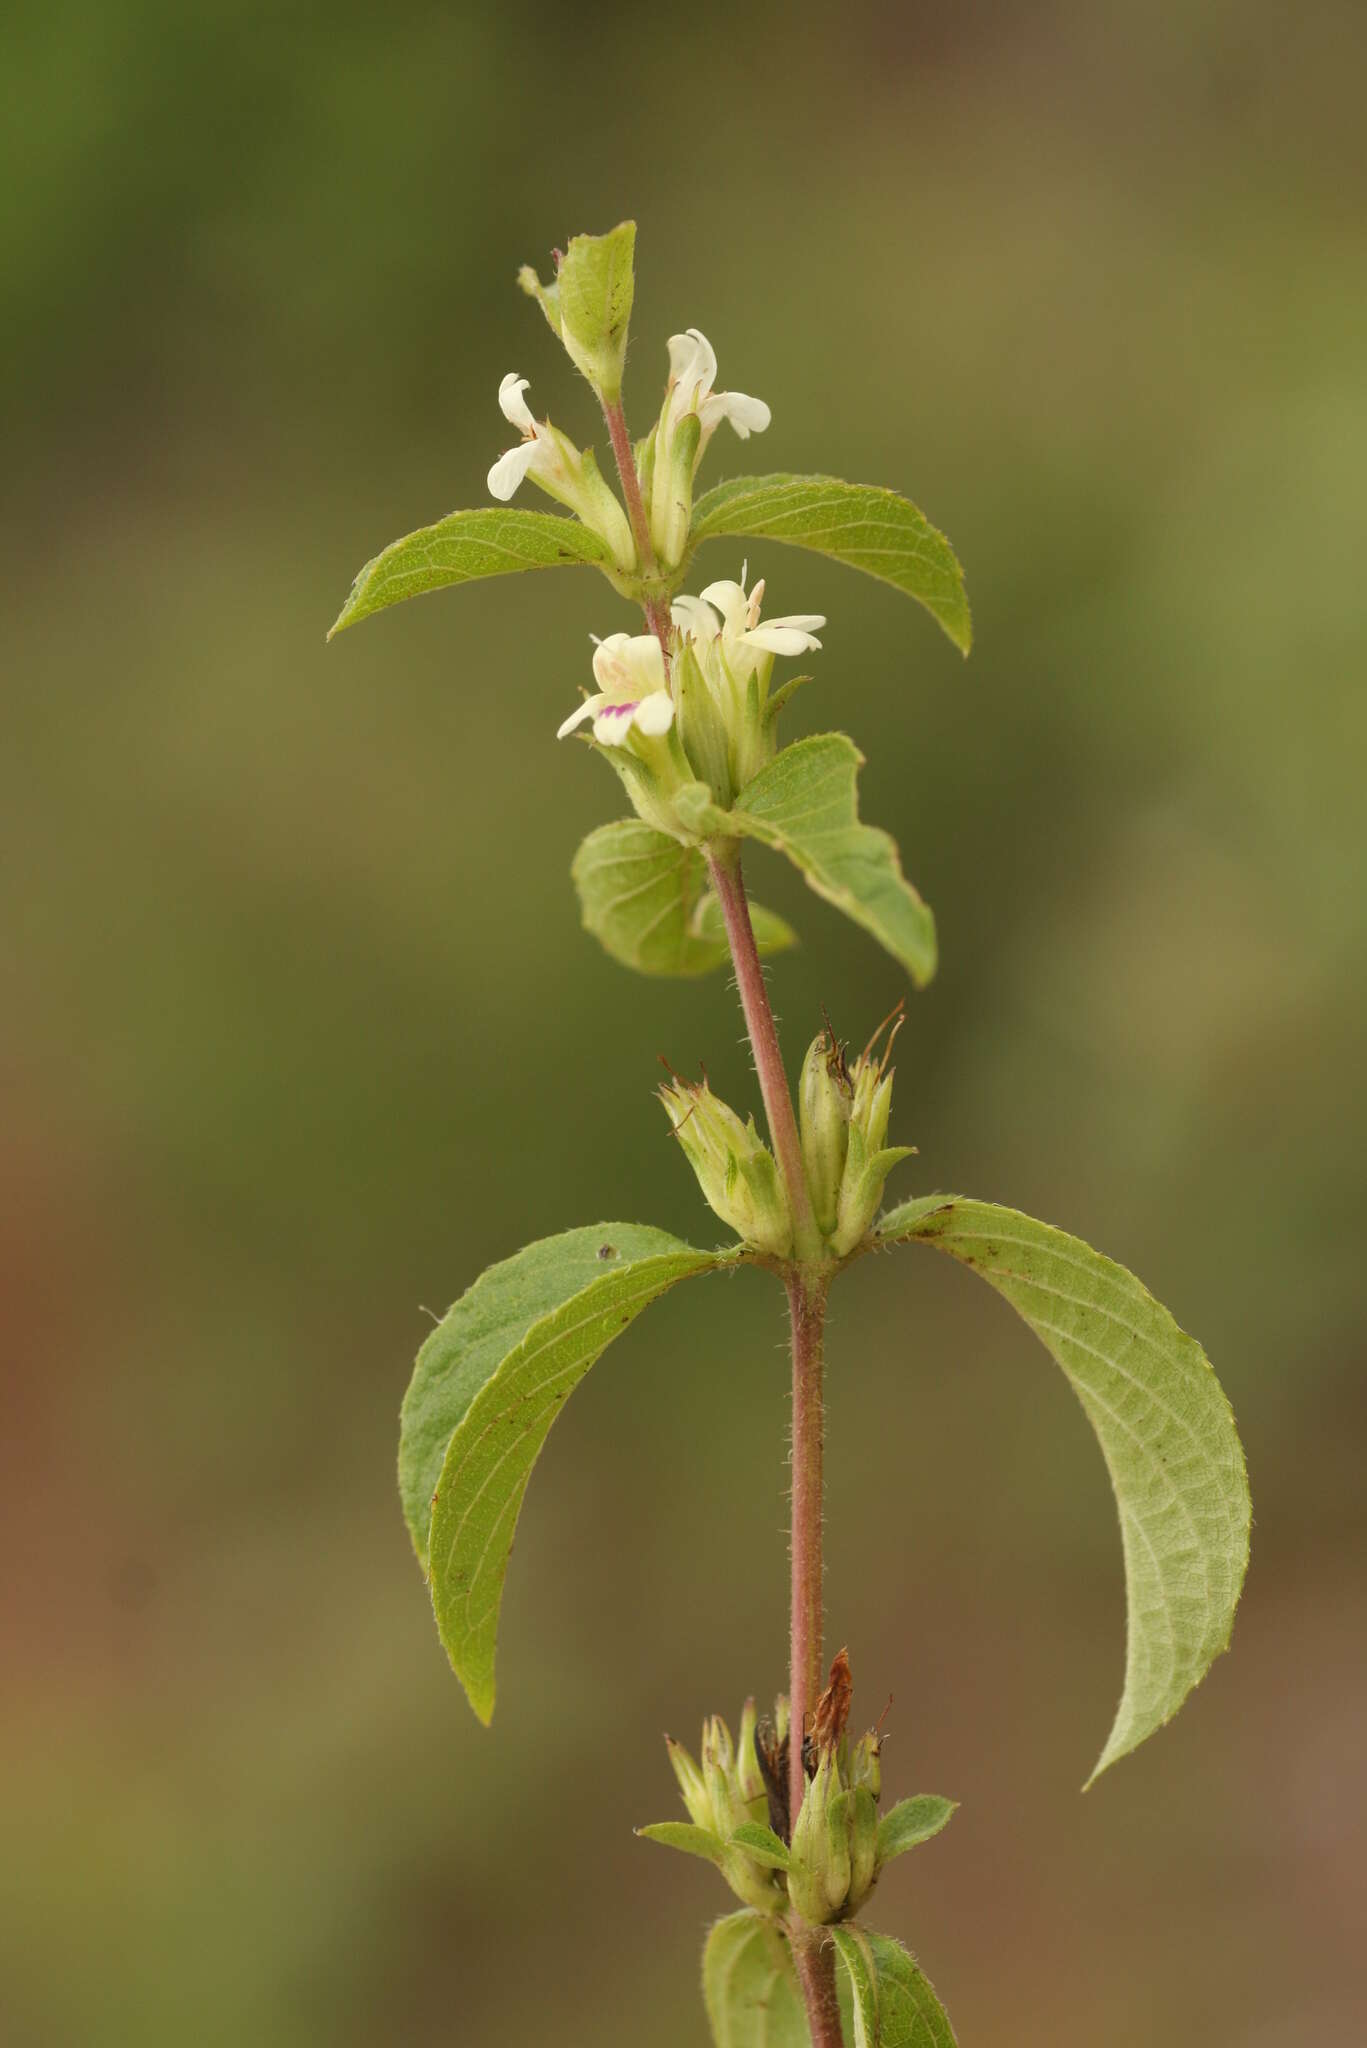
[600,397,672,644]
[704,848,821,1262]
[786,1266,829,1825]
[792,1933,844,2048]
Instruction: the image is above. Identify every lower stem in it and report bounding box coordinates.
[785,1265,829,1826]
[792,1933,844,2048]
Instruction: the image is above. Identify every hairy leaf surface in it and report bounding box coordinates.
[407,1224,727,1720]
[329,506,610,635]
[689,473,971,654]
[831,1928,959,2048]
[728,734,936,984]
[572,819,795,976]
[876,1795,957,1867]
[879,1197,1251,1779]
[703,1911,807,2048]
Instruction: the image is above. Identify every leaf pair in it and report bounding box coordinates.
[329,474,970,651]
[573,732,937,986]
[399,1198,1248,1783]
[703,1913,957,2048]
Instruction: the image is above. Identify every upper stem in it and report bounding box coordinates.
[704,846,823,1264]
[601,397,673,646]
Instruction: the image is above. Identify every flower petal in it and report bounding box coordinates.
[498,372,535,433]
[590,698,643,743]
[742,624,823,657]
[631,690,676,737]
[667,328,717,400]
[593,632,667,695]
[699,578,751,633]
[701,389,771,439]
[487,440,538,501]
[671,594,721,644]
[557,694,605,739]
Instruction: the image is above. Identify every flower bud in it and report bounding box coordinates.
[799,1029,853,1238]
[665,1735,714,1832]
[849,1729,882,1802]
[845,1784,880,1911]
[660,1075,793,1258]
[519,222,636,403]
[736,1698,766,1810]
[788,1748,851,1924]
[829,1007,916,1257]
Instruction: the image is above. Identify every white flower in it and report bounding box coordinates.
[663,329,771,448]
[557,633,675,744]
[672,565,825,666]
[487,374,548,500]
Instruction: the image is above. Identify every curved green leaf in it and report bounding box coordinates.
[832,1928,959,2048]
[688,473,971,655]
[411,1224,729,1720]
[876,1795,957,1868]
[328,505,610,636]
[879,1196,1251,1780]
[637,1821,726,1865]
[572,819,796,977]
[728,733,936,985]
[728,1821,792,1870]
[703,1911,807,2048]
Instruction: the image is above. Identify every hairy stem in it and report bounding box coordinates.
[601,398,672,645]
[792,1933,844,2048]
[785,1266,829,1823]
[704,847,822,1262]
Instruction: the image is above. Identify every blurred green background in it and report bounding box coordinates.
[4,2,1365,2042]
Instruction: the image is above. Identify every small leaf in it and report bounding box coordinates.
[832,1931,959,2048]
[688,473,971,654]
[409,1225,730,1720]
[703,1911,808,2048]
[572,819,796,977]
[328,505,610,636]
[554,220,636,400]
[728,733,937,985]
[880,1197,1251,1780]
[876,1795,957,1866]
[829,1927,880,2048]
[637,1821,726,1865]
[728,1821,792,1870]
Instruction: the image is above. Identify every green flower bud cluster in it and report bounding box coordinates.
[659,1072,792,1258]
[640,1657,955,1928]
[657,1699,792,1914]
[798,1008,918,1257]
[788,1723,885,1925]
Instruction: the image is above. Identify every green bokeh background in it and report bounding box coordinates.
[5,4,1365,2042]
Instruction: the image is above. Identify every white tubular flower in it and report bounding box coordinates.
[669,566,826,799]
[486,374,637,570]
[487,374,546,500]
[665,330,772,448]
[557,633,674,744]
[691,567,825,666]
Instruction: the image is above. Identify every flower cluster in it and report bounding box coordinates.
[486,324,770,578]
[798,1009,917,1256]
[641,1655,919,1928]
[553,563,824,836]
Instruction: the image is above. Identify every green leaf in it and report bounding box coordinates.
[637,1821,726,1865]
[703,1912,808,2048]
[554,220,636,400]
[688,473,971,655]
[571,819,796,977]
[879,1197,1251,1781]
[876,1795,957,1867]
[727,733,937,985]
[328,506,610,636]
[728,1821,792,1870]
[832,1928,959,2048]
[407,1224,729,1720]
